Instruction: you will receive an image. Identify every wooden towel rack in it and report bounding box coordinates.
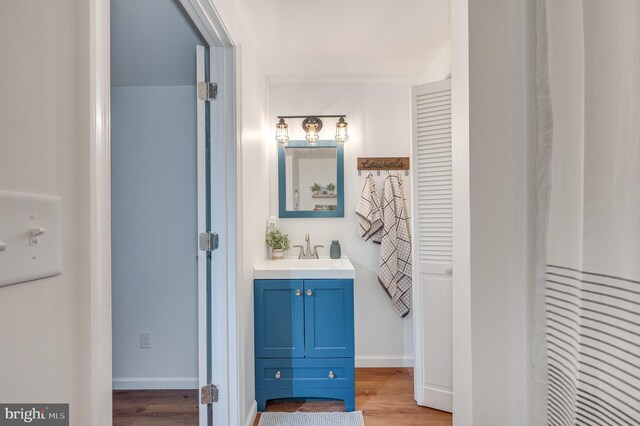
[357,157,410,176]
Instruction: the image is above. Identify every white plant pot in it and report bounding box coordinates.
[271,248,284,259]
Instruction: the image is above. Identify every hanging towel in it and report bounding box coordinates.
[378,172,412,317]
[356,172,383,242]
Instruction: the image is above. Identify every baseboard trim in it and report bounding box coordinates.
[112,377,198,390]
[422,385,453,413]
[245,400,257,426]
[355,355,414,368]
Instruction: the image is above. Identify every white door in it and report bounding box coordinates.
[412,79,453,412]
[196,46,229,426]
[196,44,211,426]
[197,44,233,426]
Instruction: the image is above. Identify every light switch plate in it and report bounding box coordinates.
[0,191,62,287]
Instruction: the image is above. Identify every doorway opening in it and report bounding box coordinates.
[109,0,237,424]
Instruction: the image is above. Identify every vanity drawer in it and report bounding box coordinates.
[256,358,354,390]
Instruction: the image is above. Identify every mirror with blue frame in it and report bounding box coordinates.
[278,140,344,218]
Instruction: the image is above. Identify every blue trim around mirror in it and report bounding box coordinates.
[278,140,344,218]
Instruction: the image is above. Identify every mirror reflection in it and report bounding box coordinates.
[279,140,343,218]
[285,147,338,211]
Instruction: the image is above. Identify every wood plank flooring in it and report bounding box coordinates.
[113,389,199,425]
[113,368,452,426]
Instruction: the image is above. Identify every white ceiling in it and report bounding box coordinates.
[235,0,451,82]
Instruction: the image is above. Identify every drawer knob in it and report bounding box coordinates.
[328,371,335,379]
[306,289,313,296]
[275,371,281,380]
[295,289,301,296]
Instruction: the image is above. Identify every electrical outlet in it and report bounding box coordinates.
[140,331,152,349]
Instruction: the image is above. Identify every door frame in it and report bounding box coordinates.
[88,0,238,424]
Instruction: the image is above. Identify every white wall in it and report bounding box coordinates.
[451,0,536,424]
[111,85,199,389]
[420,39,452,83]
[268,84,414,367]
[0,0,91,424]
[236,54,268,425]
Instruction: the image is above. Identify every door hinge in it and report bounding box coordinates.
[199,232,219,252]
[198,81,218,101]
[201,384,219,404]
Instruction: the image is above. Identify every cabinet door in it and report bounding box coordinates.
[304,279,354,358]
[255,280,305,358]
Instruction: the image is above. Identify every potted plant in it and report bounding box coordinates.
[310,183,321,196]
[326,182,336,195]
[266,228,290,259]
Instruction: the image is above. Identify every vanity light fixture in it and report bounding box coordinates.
[275,118,289,144]
[275,115,348,145]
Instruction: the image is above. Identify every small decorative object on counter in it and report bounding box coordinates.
[330,240,341,259]
[266,227,291,260]
[310,183,322,195]
[327,182,336,195]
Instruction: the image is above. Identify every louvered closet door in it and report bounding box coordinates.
[412,79,453,412]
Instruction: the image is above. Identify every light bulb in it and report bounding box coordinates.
[306,131,319,145]
[305,121,319,145]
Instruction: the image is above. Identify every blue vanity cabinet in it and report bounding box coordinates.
[254,279,355,412]
[254,280,305,359]
[304,280,355,358]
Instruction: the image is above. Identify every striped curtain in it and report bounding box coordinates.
[535,1,640,425]
[546,266,640,425]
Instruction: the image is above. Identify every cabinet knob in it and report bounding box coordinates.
[295,289,301,296]
[306,289,313,296]
[328,371,335,379]
[275,371,281,380]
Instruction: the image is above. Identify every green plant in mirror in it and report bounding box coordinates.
[266,228,291,251]
[310,183,322,193]
[326,183,336,192]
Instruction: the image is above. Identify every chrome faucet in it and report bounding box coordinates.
[293,233,324,259]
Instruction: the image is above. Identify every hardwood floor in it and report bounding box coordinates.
[112,368,452,426]
[255,368,452,426]
[113,389,199,425]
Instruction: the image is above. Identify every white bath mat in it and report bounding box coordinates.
[258,411,365,426]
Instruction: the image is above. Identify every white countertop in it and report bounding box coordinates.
[253,257,356,280]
